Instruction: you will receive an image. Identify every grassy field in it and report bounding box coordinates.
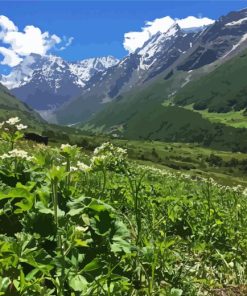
[1,116,247,295]
[43,128,247,187]
[113,140,247,186]
[184,105,247,129]
[41,125,247,186]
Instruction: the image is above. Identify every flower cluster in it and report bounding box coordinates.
[0,149,33,161]
[0,117,28,145]
[61,160,89,173]
[60,143,80,158]
[77,161,91,172]
[59,142,127,174]
[60,143,91,174]
[16,124,28,131]
[61,143,74,150]
[91,142,127,172]
[0,117,27,131]
[6,117,21,125]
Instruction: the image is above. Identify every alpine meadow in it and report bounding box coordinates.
[1,1,247,295]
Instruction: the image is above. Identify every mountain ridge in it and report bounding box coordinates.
[55,22,202,124]
[0,54,119,113]
[56,8,247,125]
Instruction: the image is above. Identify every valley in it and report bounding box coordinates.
[1,3,247,295]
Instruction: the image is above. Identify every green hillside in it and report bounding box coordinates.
[83,51,247,152]
[0,84,87,143]
[83,72,187,130]
[173,50,247,113]
[0,83,45,128]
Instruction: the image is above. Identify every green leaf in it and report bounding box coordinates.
[0,277,11,291]
[75,239,89,247]
[82,258,101,272]
[88,199,113,212]
[170,288,183,296]
[20,269,25,292]
[25,268,40,281]
[111,221,131,253]
[68,208,83,216]
[0,188,30,201]
[14,198,34,213]
[68,275,88,292]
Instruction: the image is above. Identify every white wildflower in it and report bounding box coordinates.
[90,155,108,168]
[70,166,78,172]
[9,149,29,158]
[115,147,127,156]
[243,188,247,197]
[6,117,20,125]
[1,149,33,161]
[77,161,90,172]
[0,153,11,160]
[16,124,27,130]
[60,143,77,151]
[61,143,73,150]
[232,185,243,193]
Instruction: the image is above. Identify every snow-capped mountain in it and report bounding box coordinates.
[178,8,247,70]
[0,54,119,110]
[55,23,203,124]
[2,9,247,126]
[135,23,198,80]
[56,8,247,125]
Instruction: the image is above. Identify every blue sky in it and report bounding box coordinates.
[0,0,247,71]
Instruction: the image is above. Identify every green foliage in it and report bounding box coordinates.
[173,50,247,113]
[81,50,247,153]
[1,117,247,295]
[0,84,44,128]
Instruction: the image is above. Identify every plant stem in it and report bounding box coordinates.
[52,181,58,230]
[52,179,65,296]
[102,168,107,194]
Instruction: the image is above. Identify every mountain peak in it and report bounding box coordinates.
[0,54,119,90]
[0,54,119,112]
[166,22,181,36]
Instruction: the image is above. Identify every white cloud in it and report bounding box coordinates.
[2,25,61,56]
[177,16,215,29]
[0,47,22,67]
[0,15,72,67]
[59,36,74,51]
[124,16,174,53]
[0,15,17,33]
[124,15,215,53]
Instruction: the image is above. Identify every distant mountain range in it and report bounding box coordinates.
[81,8,247,152]
[55,8,247,125]
[1,8,247,151]
[55,24,210,124]
[0,54,119,116]
[0,15,214,123]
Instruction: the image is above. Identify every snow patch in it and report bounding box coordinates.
[222,33,247,59]
[225,17,247,27]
